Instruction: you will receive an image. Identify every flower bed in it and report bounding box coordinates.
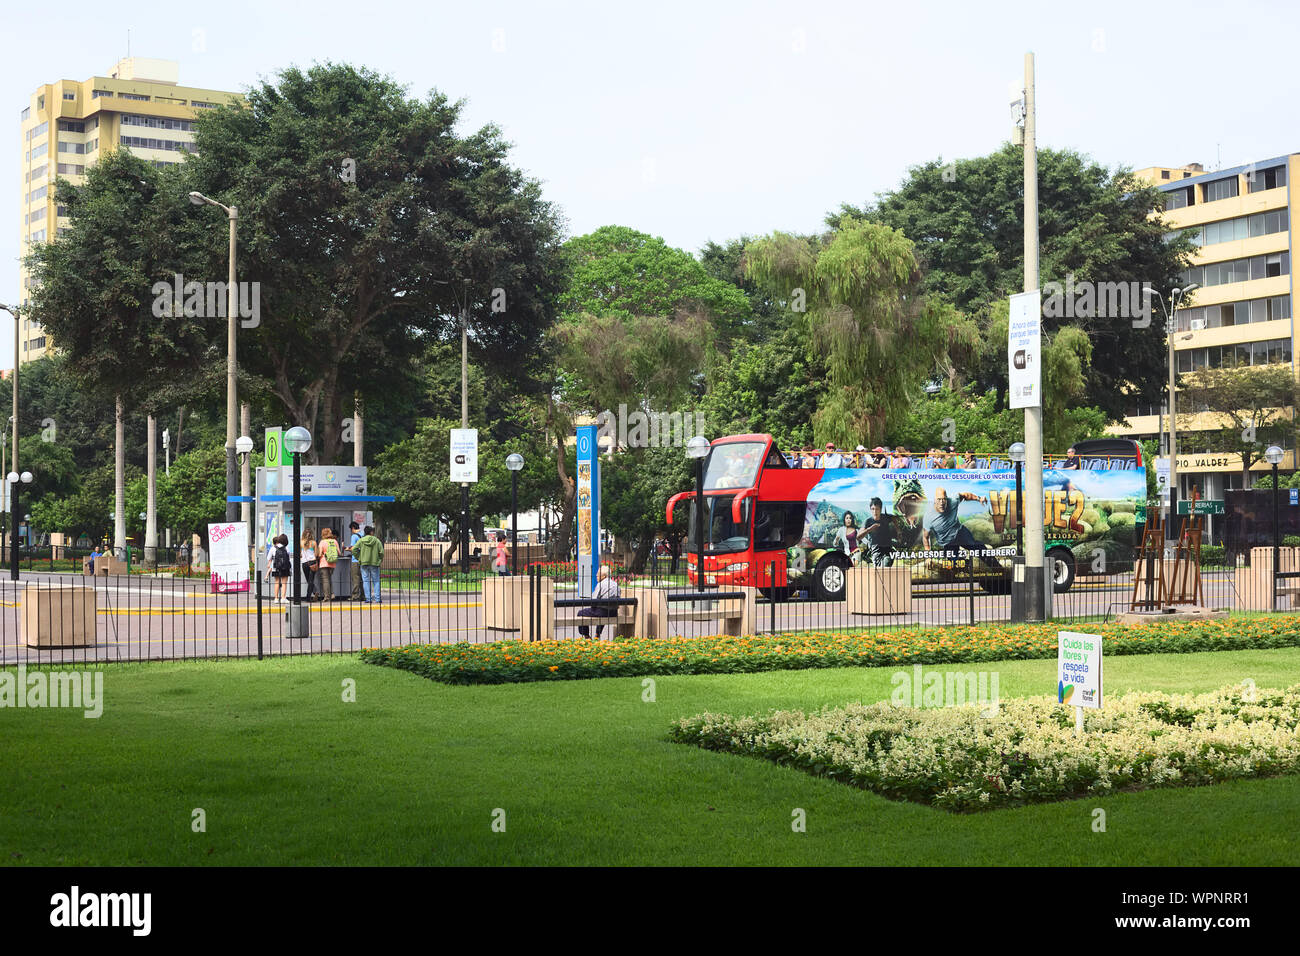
[360,616,1300,686]
[669,684,1300,811]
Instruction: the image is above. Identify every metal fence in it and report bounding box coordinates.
[3,543,1291,666]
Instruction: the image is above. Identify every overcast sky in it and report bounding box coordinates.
[5,0,1298,368]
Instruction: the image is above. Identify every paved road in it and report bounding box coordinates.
[0,569,1247,663]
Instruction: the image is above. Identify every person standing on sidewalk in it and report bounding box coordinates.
[317,527,338,601]
[347,521,364,600]
[356,525,385,603]
[299,530,319,601]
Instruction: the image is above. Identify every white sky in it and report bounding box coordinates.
[5,0,1299,368]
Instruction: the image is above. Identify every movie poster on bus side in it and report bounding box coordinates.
[785,465,1146,590]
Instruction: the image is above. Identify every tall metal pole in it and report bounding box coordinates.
[511,469,519,575]
[1022,51,1047,620]
[1015,460,1024,557]
[1167,294,1180,541]
[9,478,19,580]
[10,305,16,475]
[1273,460,1280,610]
[114,395,125,555]
[695,460,706,591]
[145,414,157,568]
[354,394,363,467]
[293,454,302,607]
[460,300,470,575]
[225,206,239,522]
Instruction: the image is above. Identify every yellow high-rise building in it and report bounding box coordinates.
[17,58,242,362]
[1108,154,1298,507]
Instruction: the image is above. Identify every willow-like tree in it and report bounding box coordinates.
[744,217,977,445]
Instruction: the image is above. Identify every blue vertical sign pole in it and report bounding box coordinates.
[576,425,600,597]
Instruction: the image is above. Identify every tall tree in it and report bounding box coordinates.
[24,150,214,552]
[745,217,978,445]
[183,62,566,464]
[1175,364,1300,485]
[837,145,1196,420]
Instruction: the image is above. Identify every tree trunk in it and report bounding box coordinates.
[550,427,576,562]
[629,534,653,574]
[114,395,126,556]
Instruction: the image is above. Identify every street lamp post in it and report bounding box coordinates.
[1009,442,1026,557]
[686,436,710,592]
[189,191,240,523]
[0,304,19,486]
[506,453,524,574]
[1267,444,1285,609]
[284,426,312,638]
[1144,284,1199,540]
[8,470,31,581]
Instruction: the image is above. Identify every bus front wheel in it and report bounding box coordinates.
[811,554,851,601]
[1049,547,1076,593]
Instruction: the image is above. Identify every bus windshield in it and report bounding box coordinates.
[704,442,766,490]
[686,493,752,554]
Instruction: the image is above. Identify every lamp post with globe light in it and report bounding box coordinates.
[1267,444,1285,604]
[685,436,710,591]
[8,470,31,580]
[284,427,312,637]
[506,453,524,574]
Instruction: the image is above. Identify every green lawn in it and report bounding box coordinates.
[2,648,1298,866]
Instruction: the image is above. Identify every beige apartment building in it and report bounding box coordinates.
[18,58,242,361]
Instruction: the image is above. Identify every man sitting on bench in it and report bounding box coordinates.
[578,566,620,639]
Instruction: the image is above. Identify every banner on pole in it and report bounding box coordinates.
[1008,290,1042,410]
[450,429,478,483]
[207,521,250,593]
[576,425,601,596]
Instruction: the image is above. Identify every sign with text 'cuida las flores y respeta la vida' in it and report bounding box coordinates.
[1058,631,1102,710]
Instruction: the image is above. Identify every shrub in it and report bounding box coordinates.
[362,616,1300,686]
[670,684,1300,812]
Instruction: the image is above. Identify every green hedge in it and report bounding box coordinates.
[361,616,1300,685]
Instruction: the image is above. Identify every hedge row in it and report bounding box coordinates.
[360,615,1300,685]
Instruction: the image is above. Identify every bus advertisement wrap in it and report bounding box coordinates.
[788,467,1146,592]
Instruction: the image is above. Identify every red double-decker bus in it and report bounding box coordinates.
[666,434,1147,601]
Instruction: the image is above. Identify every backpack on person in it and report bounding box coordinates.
[323,538,339,563]
[272,547,291,576]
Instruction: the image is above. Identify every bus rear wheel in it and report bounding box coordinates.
[811,554,851,601]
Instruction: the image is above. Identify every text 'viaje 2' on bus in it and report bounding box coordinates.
[665,435,1148,601]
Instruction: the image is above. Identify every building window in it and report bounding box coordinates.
[25,164,48,183]
[91,89,113,98]
[121,114,195,132]
[58,141,88,154]
[20,107,29,120]
[26,121,49,140]
[27,143,48,161]
[118,92,150,101]
[1247,165,1287,193]
[63,91,75,100]
[57,119,85,133]
[1204,177,1239,202]
[120,135,194,152]
[56,205,68,217]
[56,163,84,176]
[1161,170,1170,179]
[27,185,47,203]
[1164,186,1194,210]
[190,100,219,109]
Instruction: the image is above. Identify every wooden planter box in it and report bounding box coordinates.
[847,566,912,614]
[23,585,97,647]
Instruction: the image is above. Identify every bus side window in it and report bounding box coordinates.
[755,502,804,548]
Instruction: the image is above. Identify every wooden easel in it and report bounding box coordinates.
[1131,505,1167,610]
[1166,486,1205,606]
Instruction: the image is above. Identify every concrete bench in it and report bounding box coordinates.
[630,586,758,639]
